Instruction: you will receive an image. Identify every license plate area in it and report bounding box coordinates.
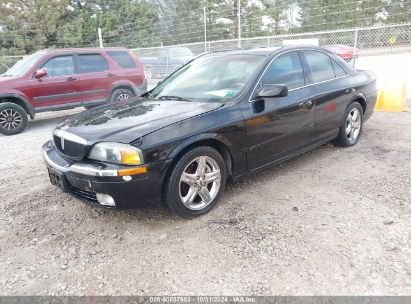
[48,168,67,191]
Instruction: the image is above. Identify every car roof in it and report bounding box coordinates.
[36,47,129,55]
[204,45,333,57]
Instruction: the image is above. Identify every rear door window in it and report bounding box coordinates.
[331,59,347,77]
[42,55,75,77]
[303,51,335,83]
[107,51,137,68]
[261,51,305,90]
[78,54,108,73]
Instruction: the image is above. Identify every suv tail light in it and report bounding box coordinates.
[129,51,145,77]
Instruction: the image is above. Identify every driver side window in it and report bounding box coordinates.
[41,55,75,77]
[261,51,305,90]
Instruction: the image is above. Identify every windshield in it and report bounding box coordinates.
[2,52,43,77]
[151,54,266,102]
[169,48,194,57]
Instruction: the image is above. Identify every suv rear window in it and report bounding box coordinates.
[78,54,108,73]
[107,51,136,68]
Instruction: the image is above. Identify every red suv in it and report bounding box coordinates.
[0,48,147,135]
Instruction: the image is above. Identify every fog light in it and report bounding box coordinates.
[96,193,116,207]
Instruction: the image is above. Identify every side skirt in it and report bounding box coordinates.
[233,132,339,182]
[34,99,107,113]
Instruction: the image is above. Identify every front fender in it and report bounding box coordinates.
[0,92,35,118]
[168,132,234,160]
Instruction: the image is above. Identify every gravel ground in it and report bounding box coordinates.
[0,106,410,296]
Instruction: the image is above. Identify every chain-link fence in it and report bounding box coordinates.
[0,23,409,80]
[132,22,411,79]
[0,56,24,74]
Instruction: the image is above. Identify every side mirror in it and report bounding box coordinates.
[256,84,288,99]
[35,68,47,79]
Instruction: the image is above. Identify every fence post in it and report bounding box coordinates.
[98,27,103,48]
[204,7,207,53]
[353,28,358,67]
[237,0,241,48]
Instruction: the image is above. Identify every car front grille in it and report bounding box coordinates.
[53,134,86,159]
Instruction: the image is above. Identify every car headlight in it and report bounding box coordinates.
[88,142,143,165]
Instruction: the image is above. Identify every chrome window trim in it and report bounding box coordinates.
[248,48,349,102]
[288,75,349,92]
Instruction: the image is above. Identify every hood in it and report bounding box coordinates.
[0,75,19,84]
[56,98,222,144]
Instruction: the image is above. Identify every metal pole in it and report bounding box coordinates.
[98,27,103,48]
[352,28,358,67]
[204,7,207,53]
[237,0,241,48]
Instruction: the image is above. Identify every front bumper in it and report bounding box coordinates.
[42,141,170,209]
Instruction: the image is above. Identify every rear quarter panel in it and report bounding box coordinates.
[352,70,377,121]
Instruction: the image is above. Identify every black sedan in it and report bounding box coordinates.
[42,46,377,218]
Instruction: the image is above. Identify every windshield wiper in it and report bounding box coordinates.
[1,74,13,77]
[157,95,192,102]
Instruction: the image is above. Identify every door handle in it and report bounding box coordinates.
[299,100,313,107]
[106,73,116,77]
[345,88,356,94]
[66,76,77,81]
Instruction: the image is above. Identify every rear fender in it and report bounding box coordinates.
[109,81,140,99]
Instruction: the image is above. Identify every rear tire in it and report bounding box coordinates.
[164,146,227,218]
[333,101,363,147]
[110,88,135,103]
[0,102,28,136]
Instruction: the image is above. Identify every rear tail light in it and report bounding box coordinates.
[129,51,145,77]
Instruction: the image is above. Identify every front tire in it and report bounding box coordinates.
[164,146,227,218]
[0,102,28,136]
[333,101,363,147]
[110,88,135,103]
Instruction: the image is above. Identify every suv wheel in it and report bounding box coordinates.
[0,102,28,136]
[110,88,135,102]
[164,146,227,218]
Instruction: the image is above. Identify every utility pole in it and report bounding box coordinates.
[98,27,103,48]
[353,28,358,67]
[237,0,241,48]
[204,7,207,53]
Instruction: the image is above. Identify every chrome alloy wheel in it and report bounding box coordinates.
[179,156,222,210]
[0,109,23,130]
[345,107,361,142]
[116,93,131,101]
